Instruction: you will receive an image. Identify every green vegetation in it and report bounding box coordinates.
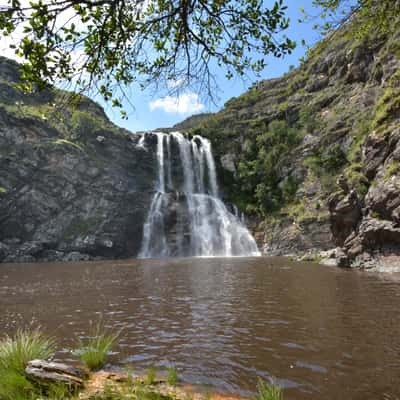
[236,119,306,214]
[347,119,372,163]
[145,366,157,385]
[344,164,370,197]
[0,87,111,148]
[308,1,399,43]
[91,380,177,400]
[181,0,400,236]
[70,111,104,139]
[53,139,84,151]
[283,201,329,224]
[77,322,120,371]
[0,369,35,400]
[304,144,347,177]
[166,367,178,386]
[0,326,282,400]
[373,70,400,129]
[254,379,283,400]
[0,186,6,193]
[384,161,400,182]
[0,329,56,374]
[0,329,58,400]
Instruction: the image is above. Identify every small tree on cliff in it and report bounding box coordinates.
[0,0,296,115]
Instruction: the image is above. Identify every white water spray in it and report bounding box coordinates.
[139,131,260,258]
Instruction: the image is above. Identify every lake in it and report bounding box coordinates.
[1,257,400,399]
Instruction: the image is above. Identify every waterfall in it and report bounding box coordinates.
[139,131,260,258]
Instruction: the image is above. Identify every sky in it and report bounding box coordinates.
[0,0,328,132]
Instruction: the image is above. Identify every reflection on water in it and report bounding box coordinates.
[1,257,400,399]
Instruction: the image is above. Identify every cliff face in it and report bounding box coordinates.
[178,19,400,269]
[0,57,161,262]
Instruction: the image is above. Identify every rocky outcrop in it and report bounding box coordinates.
[366,175,400,223]
[261,216,332,256]
[362,131,393,180]
[0,122,165,262]
[0,69,165,262]
[325,129,400,269]
[328,189,362,247]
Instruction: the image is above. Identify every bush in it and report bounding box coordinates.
[70,111,103,138]
[238,119,304,214]
[304,144,347,176]
[76,322,120,371]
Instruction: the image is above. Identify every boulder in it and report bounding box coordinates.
[362,132,392,180]
[62,251,91,262]
[366,175,400,224]
[329,190,362,246]
[25,359,87,388]
[357,217,400,247]
[0,242,10,261]
[319,247,348,267]
[340,218,400,267]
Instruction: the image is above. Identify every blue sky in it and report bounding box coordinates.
[103,0,326,132]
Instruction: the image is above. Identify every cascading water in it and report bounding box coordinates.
[138,131,260,258]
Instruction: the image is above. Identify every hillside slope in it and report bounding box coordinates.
[177,17,400,269]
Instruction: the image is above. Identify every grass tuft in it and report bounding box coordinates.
[53,138,84,151]
[77,322,120,371]
[167,366,178,385]
[254,378,283,400]
[145,366,157,385]
[0,329,56,400]
[0,328,56,374]
[0,369,35,400]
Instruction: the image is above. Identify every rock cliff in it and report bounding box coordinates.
[177,17,400,269]
[0,57,162,262]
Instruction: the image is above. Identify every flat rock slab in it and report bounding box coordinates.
[79,370,247,400]
[25,359,87,388]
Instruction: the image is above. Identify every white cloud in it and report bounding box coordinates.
[149,92,204,114]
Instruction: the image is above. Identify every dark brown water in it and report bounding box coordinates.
[1,257,400,399]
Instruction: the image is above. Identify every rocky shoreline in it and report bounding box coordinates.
[18,359,249,400]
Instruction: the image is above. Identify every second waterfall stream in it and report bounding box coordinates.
[138,132,260,258]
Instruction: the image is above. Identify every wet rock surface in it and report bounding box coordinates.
[25,359,87,388]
